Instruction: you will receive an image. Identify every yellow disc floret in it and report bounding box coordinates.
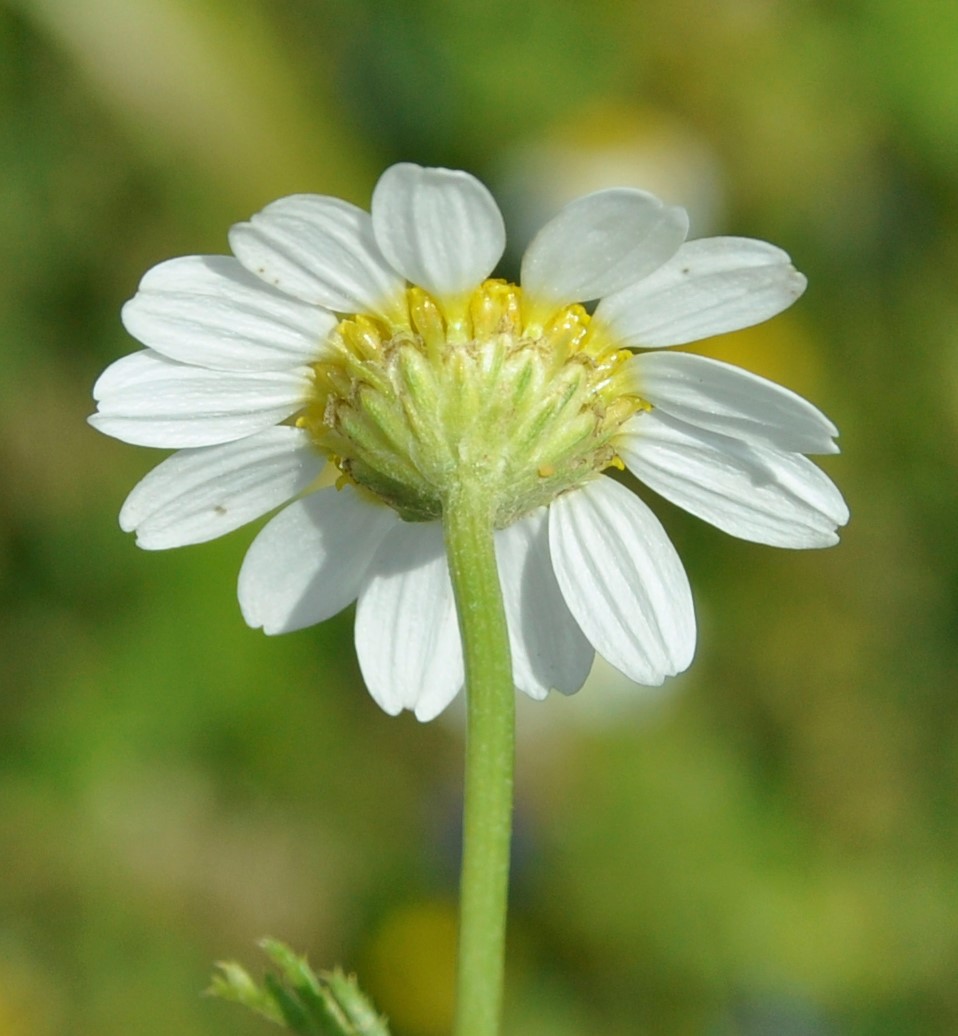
[297,280,648,525]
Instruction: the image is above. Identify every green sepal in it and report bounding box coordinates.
[208,938,391,1036]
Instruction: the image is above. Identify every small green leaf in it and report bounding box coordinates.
[207,960,285,1025]
[208,939,391,1036]
[322,969,391,1036]
[263,972,321,1034]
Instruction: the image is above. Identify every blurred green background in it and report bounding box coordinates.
[2,1,957,1034]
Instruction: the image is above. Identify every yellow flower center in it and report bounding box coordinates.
[298,280,647,525]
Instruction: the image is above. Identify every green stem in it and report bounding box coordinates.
[443,485,515,1036]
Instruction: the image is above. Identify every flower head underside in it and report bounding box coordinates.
[302,279,642,525]
[90,163,848,719]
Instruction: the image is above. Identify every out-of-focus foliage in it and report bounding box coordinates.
[1,1,956,1035]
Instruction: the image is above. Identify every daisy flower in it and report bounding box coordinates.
[90,163,848,721]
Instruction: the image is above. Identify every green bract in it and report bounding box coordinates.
[301,281,643,525]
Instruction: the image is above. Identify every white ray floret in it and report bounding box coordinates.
[495,509,594,700]
[372,162,506,299]
[120,426,323,550]
[549,477,696,686]
[90,349,311,448]
[239,486,399,635]
[521,188,689,305]
[617,412,849,548]
[593,236,808,348]
[121,256,337,371]
[629,351,839,454]
[355,521,465,722]
[229,195,405,316]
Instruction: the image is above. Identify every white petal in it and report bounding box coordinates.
[520,188,688,306]
[618,410,850,548]
[121,255,336,371]
[594,237,806,348]
[120,427,323,549]
[89,349,310,447]
[371,163,506,298]
[495,509,594,699]
[228,195,405,315]
[630,351,839,454]
[549,477,695,686]
[355,521,464,721]
[238,486,398,634]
